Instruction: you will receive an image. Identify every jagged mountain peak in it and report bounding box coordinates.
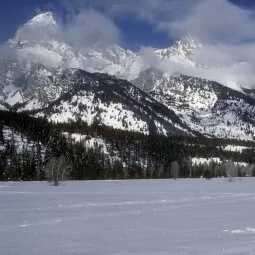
[135,72,255,141]
[25,12,57,27]
[9,12,59,47]
[154,36,201,59]
[6,12,201,81]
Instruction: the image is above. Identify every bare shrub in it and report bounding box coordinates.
[45,156,71,186]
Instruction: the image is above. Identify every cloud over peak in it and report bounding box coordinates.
[13,8,121,49]
[165,0,255,44]
[63,9,120,49]
[4,0,255,90]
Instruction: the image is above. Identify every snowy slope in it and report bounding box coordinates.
[133,70,255,140]
[154,36,199,67]
[0,126,44,153]
[34,69,192,136]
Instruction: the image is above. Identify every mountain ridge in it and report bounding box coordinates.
[0,12,254,141]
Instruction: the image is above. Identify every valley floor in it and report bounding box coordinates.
[1,179,255,255]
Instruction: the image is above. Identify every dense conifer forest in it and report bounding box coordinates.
[0,110,254,181]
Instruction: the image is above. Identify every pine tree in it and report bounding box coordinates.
[0,121,4,143]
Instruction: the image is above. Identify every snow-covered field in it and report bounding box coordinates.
[1,179,255,255]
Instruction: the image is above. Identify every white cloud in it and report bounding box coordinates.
[0,44,17,58]
[162,0,255,44]
[67,0,255,45]
[191,43,255,89]
[3,0,255,90]
[61,9,121,49]
[129,0,255,90]
[138,41,255,90]
[13,6,120,49]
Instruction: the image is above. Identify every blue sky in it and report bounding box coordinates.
[1,0,255,50]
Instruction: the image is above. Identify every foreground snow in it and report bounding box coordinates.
[1,179,255,254]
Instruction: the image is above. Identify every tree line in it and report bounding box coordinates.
[0,110,254,182]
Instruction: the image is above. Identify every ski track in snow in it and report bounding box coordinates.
[1,179,255,254]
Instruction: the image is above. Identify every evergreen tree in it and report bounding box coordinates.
[0,121,4,143]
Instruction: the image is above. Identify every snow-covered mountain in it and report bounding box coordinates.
[154,37,199,67]
[33,68,192,136]
[0,13,198,111]
[6,12,199,79]
[1,12,255,141]
[133,69,255,140]
[7,12,140,79]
